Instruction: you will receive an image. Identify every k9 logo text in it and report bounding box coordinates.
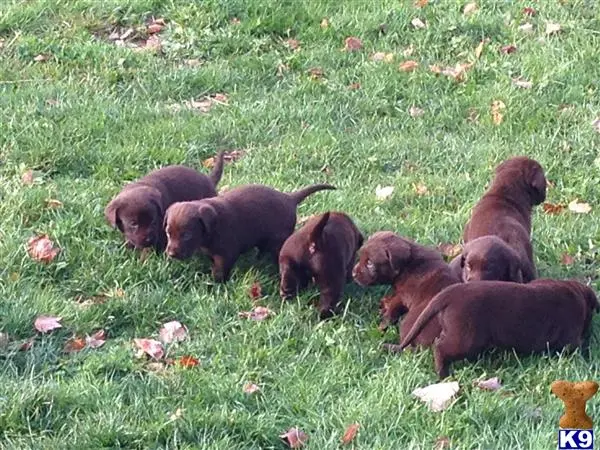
[559,429,594,450]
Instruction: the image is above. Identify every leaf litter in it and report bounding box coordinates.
[412,381,460,411]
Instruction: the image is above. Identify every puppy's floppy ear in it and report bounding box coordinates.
[197,203,217,235]
[528,164,547,204]
[507,260,524,283]
[150,198,164,223]
[384,237,411,273]
[105,198,123,232]
[308,212,330,255]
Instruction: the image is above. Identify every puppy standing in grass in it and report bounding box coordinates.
[278,212,364,319]
[395,279,598,379]
[352,232,461,346]
[451,156,546,283]
[164,183,335,282]
[105,153,225,251]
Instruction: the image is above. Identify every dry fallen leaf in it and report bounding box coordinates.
[134,338,164,359]
[344,36,363,51]
[33,54,49,62]
[399,60,419,72]
[415,0,429,6]
[280,428,308,449]
[178,355,200,367]
[519,23,534,34]
[371,52,394,62]
[147,23,164,34]
[523,7,537,16]
[34,315,62,333]
[230,17,241,25]
[411,18,426,29]
[414,182,428,195]
[348,82,361,90]
[409,106,425,118]
[238,306,275,321]
[341,423,360,445]
[592,118,600,133]
[568,199,592,214]
[463,2,479,16]
[561,253,575,266]
[431,62,474,82]
[142,35,162,52]
[19,339,34,352]
[45,199,63,209]
[86,329,107,348]
[27,235,60,263]
[169,407,184,421]
[500,44,517,54]
[412,381,460,412]
[285,39,300,50]
[184,59,203,67]
[491,100,506,125]
[64,337,86,353]
[403,45,415,57]
[243,382,261,394]
[435,436,451,450]
[545,22,562,36]
[21,170,35,185]
[159,321,187,344]
[320,18,330,29]
[512,78,533,89]
[375,185,394,201]
[474,39,485,59]
[438,243,463,259]
[308,67,324,79]
[475,377,502,391]
[543,202,565,215]
[249,282,262,300]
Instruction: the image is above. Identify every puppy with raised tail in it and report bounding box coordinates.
[452,156,546,283]
[105,153,225,251]
[352,231,461,346]
[278,212,364,319]
[164,183,335,282]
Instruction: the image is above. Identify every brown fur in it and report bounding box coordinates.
[449,236,524,283]
[105,153,224,250]
[279,212,364,319]
[460,156,546,282]
[397,279,598,379]
[352,232,461,347]
[164,183,335,282]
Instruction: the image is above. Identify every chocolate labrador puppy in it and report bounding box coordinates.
[449,236,524,283]
[105,153,224,250]
[164,183,335,282]
[352,231,461,347]
[279,212,364,319]
[453,156,546,283]
[395,279,598,378]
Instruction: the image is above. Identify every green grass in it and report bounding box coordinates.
[1,0,600,448]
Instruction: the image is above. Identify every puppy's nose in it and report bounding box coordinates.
[166,248,176,258]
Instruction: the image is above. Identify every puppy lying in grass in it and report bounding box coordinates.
[394,279,598,378]
[105,153,224,251]
[164,183,335,282]
[278,212,363,319]
[352,231,460,347]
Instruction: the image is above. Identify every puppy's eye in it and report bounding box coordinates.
[182,231,193,241]
[366,259,375,272]
[129,223,139,231]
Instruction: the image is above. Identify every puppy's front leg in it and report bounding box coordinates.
[211,254,234,283]
[379,295,407,331]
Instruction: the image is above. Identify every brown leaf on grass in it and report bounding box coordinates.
[475,377,502,391]
[19,339,35,351]
[411,18,426,29]
[178,355,200,367]
[33,54,49,62]
[203,149,245,168]
[545,22,562,36]
[491,100,506,125]
[438,243,462,259]
[45,199,63,209]
[592,118,600,133]
[512,78,533,89]
[500,44,517,54]
[285,39,300,50]
[159,321,187,344]
[474,39,486,59]
[409,106,425,117]
[64,337,86,353]
[147,18,166,34]
[238,306,275,321]
[371,52,393,62]
[184,59,203,67]
[280,428,308,448]
[542,202,565,215]
[348,82,361,90]
[561,253,575,266]
[22,169,35,185]
[344,37,363,52]
[412,381,460,412]
[414,0,428,6]
[169,407,184,420]
[320,18,330,29]
[142,35,162,52]
[86,329,107,348]
[308,67,324,79]
[523,7,537,16]
[276,63,290,77]
[27,235,60,263]
[435,436,451,450]
[463,2,479,16]
[34,316,62,333]
[341,423,360,445]
[173,93,229,114]
[519,23,534,34]
[414,182,428,195]
[230,17,241,25]
[249,282,262,301]
[430,62,474,82]
[243,382,260,394]
[399,60,419,72]
[134,338,164,359]
[568,199,592,214]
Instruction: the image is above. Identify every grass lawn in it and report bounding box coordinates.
[1,0,600,448]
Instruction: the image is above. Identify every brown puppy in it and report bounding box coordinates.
[396,279,598,379]
[449,236,524,283]
[105,153,224,250]
[164,183,335,282]
[352,232,461,347]
[279,212,364,319]
[457,156,546,282]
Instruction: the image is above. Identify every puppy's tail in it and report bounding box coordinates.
[309,212,330,251]
[398,290,454,350]
[209,152,225,186]
[289,184,335,204]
